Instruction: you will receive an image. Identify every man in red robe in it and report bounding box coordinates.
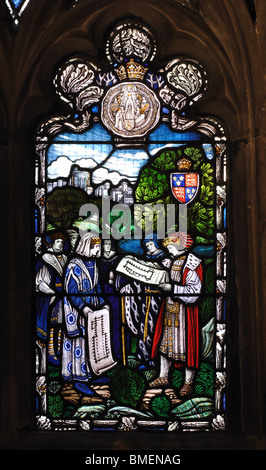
[150,232,203,397]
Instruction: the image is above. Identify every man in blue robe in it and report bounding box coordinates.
[100,239,123,362]
[61,232,111,396]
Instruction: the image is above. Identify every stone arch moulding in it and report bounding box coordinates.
[17,1,248,143]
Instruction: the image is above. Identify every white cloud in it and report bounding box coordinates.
[74,158,97,169]
[148,143,183,156]
[48,156,97,179]
[92,167,125,185]
[47,143,112,166]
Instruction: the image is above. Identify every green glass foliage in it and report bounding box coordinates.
[188,149,215,238]
[150,395,172,418]
[200,296,216,324]
[203,261,216,294]
[48,395,64,418]
[135,149,179,204]
[109,368,146,408]
[135,167,169,203]
[188,202,214,238]
[135,145,215,240]
[133,198,170,234]
[63,405,76,419]
[171,369,184,390]
[195,363,214,398]
[170,363,214,399]
[47,187,89,229]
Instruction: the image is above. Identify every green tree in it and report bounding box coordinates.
[47,187,89,229]
[135,145,215,240]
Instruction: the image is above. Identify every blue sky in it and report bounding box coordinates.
[47,122,209,184]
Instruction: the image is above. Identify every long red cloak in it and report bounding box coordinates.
[151,263,203,369]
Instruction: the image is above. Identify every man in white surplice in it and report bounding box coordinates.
[35,232,67,367]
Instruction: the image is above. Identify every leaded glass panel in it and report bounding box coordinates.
[35,20,227,433]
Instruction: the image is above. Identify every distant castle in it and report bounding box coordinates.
[110,180,134,205]
[47,165,93,195]
[95,180,134,205]
[47,165,134,204]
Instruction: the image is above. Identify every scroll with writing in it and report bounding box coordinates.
[116,255,169,285]
[87,307,117,376]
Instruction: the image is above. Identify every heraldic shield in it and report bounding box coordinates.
[171,172,200,204]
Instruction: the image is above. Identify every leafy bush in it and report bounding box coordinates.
[109,368,146,408]
[48,395,64,418]
[195,363,214,398]
[135,145,215,240]
[150,395,172,418]
[135,167,168,203]
[200,296,215,324]
[170,369,184,389]
[47,187,89,229]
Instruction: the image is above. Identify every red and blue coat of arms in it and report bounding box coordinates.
[170,172,200,204]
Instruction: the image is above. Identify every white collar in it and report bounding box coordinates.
[42,252,66,276]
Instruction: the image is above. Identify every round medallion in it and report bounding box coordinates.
[106,22,156,64]
[101,82,161,138]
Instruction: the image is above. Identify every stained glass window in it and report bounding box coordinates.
[35,20,227,433]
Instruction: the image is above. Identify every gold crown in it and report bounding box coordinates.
[177,158,192,170]
[116,59,147,81]
[90,237,101,245]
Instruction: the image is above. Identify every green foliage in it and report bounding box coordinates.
[47,187,89,229]
[199,163,214,205]
[133,197,171,233]
[187,160,215,238]
[150,395,172,418]
[204,262,216,293]
[187,202,214,237]
[48,363,60,379]
[63,405,76,419]
[109,368,146,408]
[184,147,202,166]
[170,369,184,389]
[152,149,180,172]
[169,364,215,401]
[135,149,182,204]
[135,145,215,240]
[200,296,215,324]
[135,167,169,203]
[195,363,214,398]
[48,395,64,418]
[169,363,215,401]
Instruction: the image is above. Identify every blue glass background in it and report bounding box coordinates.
[11,0,23,8]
